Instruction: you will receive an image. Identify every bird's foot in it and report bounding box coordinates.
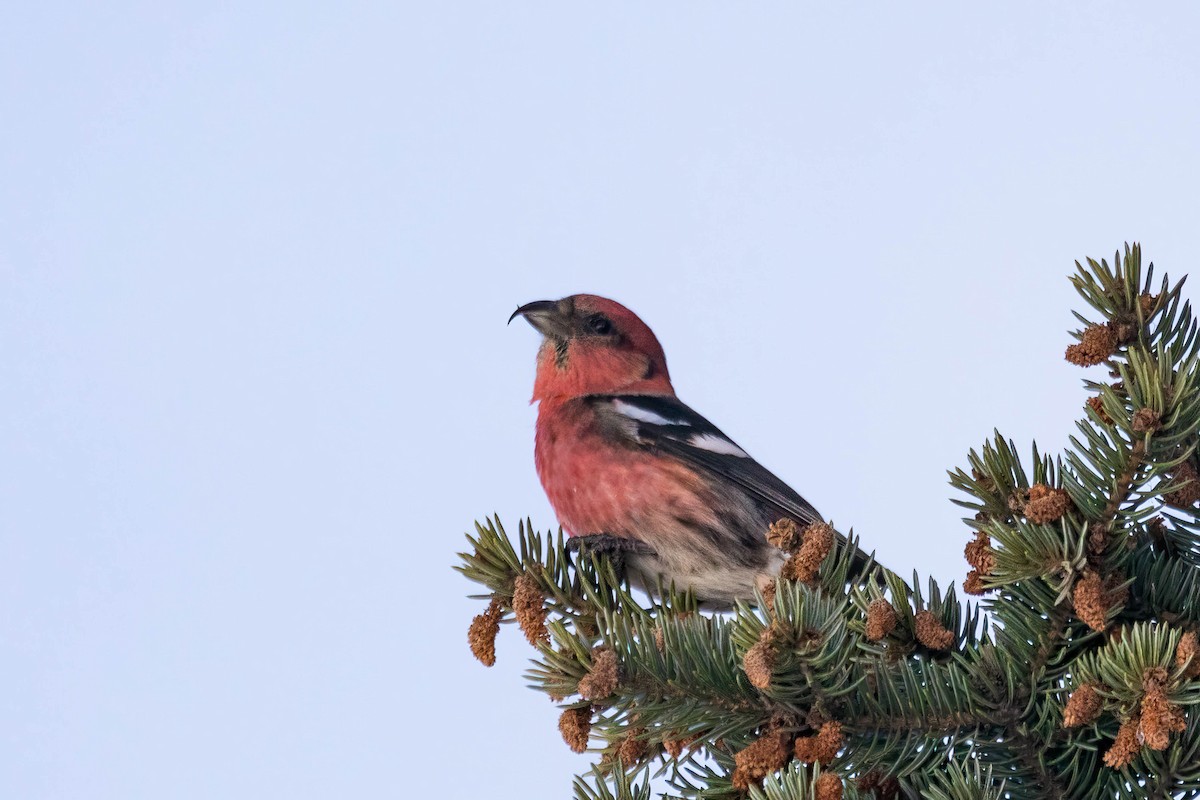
[566,533,656,556]
[565,534,656,587]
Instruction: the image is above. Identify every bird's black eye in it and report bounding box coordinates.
[586,314,613,335]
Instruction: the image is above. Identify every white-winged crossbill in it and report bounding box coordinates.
[511,294,832,607]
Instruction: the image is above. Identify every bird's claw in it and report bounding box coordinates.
[566,533,656,556]
[565,534,655,591]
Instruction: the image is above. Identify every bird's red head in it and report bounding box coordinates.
[510,294,674,402]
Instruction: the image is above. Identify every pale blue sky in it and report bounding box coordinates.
[3,3,1199,798]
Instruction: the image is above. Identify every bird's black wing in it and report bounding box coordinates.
[590,394,824,527]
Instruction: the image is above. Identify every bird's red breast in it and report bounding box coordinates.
[534,397,720,541]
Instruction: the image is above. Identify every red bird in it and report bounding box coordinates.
[510,294,828,607]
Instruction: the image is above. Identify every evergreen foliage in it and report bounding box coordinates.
[458,245,1200,799]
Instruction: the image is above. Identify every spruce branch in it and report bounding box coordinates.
[459,244,1200,799]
